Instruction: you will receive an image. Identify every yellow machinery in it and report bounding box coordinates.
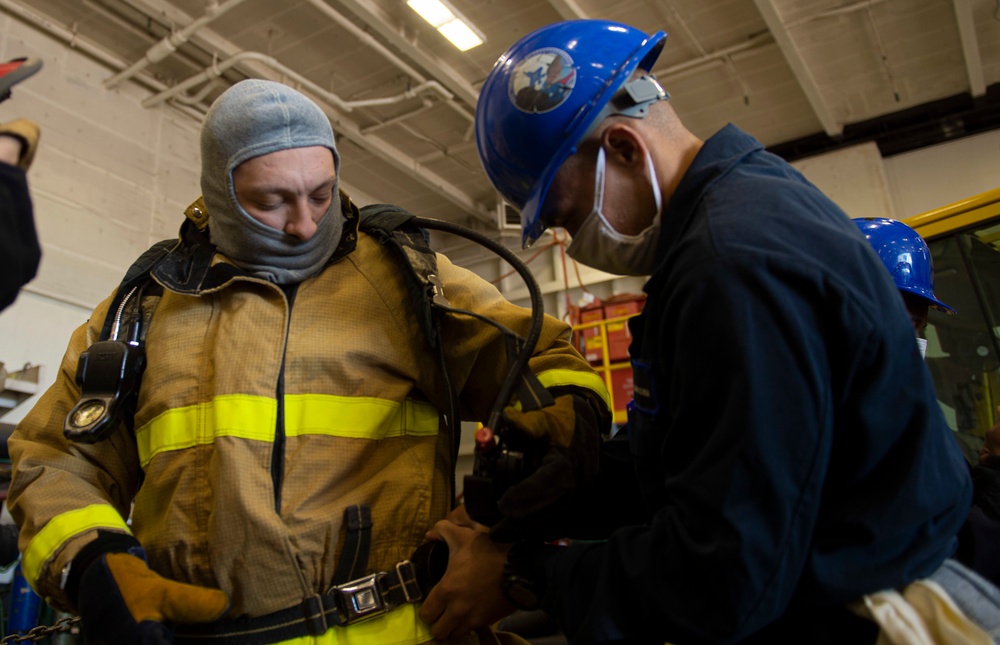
[572,312,639,425]
[904,187,1000,462]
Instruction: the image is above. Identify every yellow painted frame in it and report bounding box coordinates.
[572,312,639,424]
[902,187,1000,240]
[903,186,1000,442]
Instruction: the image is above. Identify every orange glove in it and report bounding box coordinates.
[69,533,229,644]
[0,118,40,170]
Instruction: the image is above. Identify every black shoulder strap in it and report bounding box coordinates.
[359,204,464,504]
[99,239,174,341]
[359,203,448,348]
[359,204,552,411]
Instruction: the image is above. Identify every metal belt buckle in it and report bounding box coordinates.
[332,573,388,624]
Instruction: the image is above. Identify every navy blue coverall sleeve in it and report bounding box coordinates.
[532,250,970,644]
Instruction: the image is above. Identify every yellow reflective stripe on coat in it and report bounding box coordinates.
[22,504,131,589]
[135,395,440,465]
[283,395,439,439]
[536,369,613,412]
[269,604,432,645]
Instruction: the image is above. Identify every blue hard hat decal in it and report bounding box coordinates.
[509,48,576,114]
[894,257,914,286]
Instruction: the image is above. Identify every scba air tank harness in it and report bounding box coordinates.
[62,205,551,636]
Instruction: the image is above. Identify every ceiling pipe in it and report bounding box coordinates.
[303,0,428,89]
[1,0,138,80]
[107,0,473,122]
[104,0,252,89]
[141,50,453,111]
[6,0,492,227]
[362,101,437,134]
[145,55,492,223]
[111,0,491,226]
[298,0,473,124]
[330,113,494,224]
[346,80,453,108]
[140,52,323,108]
[78,0,227,83]
[0,0,204,121]
[336,0,479,108]
[172,78,222,105]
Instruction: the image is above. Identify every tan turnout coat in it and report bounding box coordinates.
[8,201,609,639]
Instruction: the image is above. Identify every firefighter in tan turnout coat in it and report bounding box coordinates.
[8,79,610,645]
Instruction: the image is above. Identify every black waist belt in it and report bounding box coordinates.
[174,541,447,645]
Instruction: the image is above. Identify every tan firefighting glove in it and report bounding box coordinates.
[490,392,603,542]
[68,532,229,644]
[0,118,40,170]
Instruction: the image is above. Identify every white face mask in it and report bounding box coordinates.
[566,145,663,276]
[916,337,928,359]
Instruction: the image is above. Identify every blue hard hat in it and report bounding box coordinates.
[475,20,667,248]
[853,217,956,314]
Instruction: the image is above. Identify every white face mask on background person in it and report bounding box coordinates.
[916,337,928,359]
[566,145,663,276]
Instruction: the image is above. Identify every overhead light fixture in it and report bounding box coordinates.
[407,0,484,51]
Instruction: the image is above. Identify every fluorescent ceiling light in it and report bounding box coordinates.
[407,0,453,26]
[437,19,483,51]
[407,0,484,51]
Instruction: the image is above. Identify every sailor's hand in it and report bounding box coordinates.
[419,519,513,641]
[441,503,488,531]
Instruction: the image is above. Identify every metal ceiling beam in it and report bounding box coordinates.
[752,0,843,136]
[335,0,480,109]
[109,0,494,225]
[952,0,986,97]
[547,0,587,21]
[653,31,772,78]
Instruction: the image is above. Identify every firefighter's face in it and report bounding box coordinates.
[233,146,337,242]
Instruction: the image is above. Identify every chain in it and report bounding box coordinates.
[0,615,80,643]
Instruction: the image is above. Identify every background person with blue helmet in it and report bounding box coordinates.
[854,218,1000,592]
[418,19,1000,644]
[853,217,956,343]
[857,216,1000,593]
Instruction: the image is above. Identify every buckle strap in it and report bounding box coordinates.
[302,594,330,637]
[330,572,387,624]
[174,594,346,645]
[327,559,423,624]
[174,557,431,645]
[333,504,372,585]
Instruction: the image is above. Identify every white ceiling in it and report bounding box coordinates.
[4,0,999,234]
